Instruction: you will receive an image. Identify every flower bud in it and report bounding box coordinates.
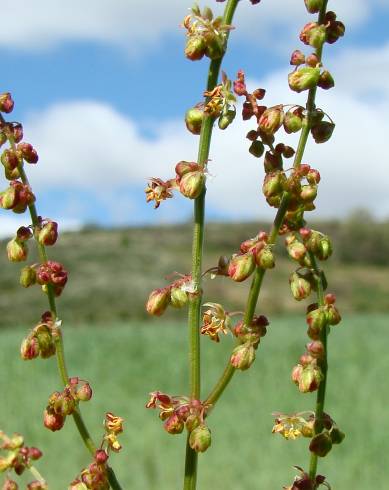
[318,70,335,90]
[316,236,332,260]
[218,109,236,130]
[76,382,92,402]
[27,481,48,490]
[1,149,20,171]
[185,107,204,135]
[306,306,327,331]
[306,53,320,67]
[309,431,333,457]
[298,365,323,393]
[35,324,55,359]
[175,161,199,177]
[230,342,256,370]
[283,111,303,133]
[0,186,17,209]
[43,409,65,431]
[170,287,188,308]
[289,272,311,301]
[228,253,255,282]
[290,49,305,66]
[17,143,38,164]
[306,168,321,184]
[205,33,224,60]
[189,425,211,453]
[69,480,87,490]
[20,266,37,287]
[300,23,326,48]
[263,171,285,198]
[286,240,307,263]
[288,67,320,93]
[179,171,205,199]
[20,336,39,360]
[326,304,341,325]
[311,121,335,143]
[146,288,170,316]
[3,479,18,490]
[164,413,184,435]
[307,340,325,359]
[304,0,324,13]
[37,221,58,246]
[300,184,317,203]
[255,247,275,269]
[249,140,264,158]
[258,105,284,135]
[0,92,14,113]
[28,447,43,460]
[185,35,206,61]
[7,238,28,262]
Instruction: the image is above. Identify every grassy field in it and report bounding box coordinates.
[1,315,387,489]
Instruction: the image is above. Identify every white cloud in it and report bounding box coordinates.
[19,38,389,224]
[0,0,372,53]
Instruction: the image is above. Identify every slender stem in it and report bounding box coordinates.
[28,464,46,484]
[308,253,329,480]
[9,155,122,489]
[183,1,239,489]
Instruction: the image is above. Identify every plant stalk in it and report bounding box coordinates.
[183,1,239,489]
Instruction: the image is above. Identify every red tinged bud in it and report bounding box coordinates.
[311,121,335,144]
[185,35,206,61]
[0,92,14,113]
[318,70,335,90]
[28,447,43,460]
[305,53,320,67]
[230,342,256,370]
[43,409,65,431]
[17,143,38,164]
[289,272,312,301]
[233,70,247,96]
[249,140,264,158]
[300,23,326,48]
[185,107,204,135]
[258,105,284,135]
[298,365,323,393]
[255,246,275,269]
[20,336,39,360]
[170,287,188,308]
[228,253,255,282]
[1,149,20,171]
[290,49,305,66]
[27,481,48,490]
[94,449,109,465]
[175,161,199,177]
[2,479,18,490]
[146,288,170,316]
[189,425,211,453]
[76,382,92,402]
[307,340,325,359]
[326,304,341,325]
[37,221,58,246]
[163,413,184,435]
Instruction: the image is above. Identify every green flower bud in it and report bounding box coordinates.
[146,288,170,316]
[289,272,312,301]
[288,67,321,93]
[0,186,17,209]
[20,265,37,287]
[306,306,327,330]
[300,184,317,203]
[218,109,236,130]
[283,111,303,133]
[325,304,341,325]
[204,33,224,60]
[179,171,205,199]
[185,35,206,61]
[286,239,307,263]
[228,253,255,282]
[309,431,333,457]
[37,221,58,246]
[185,107,204,135]
[76,382,92,402]
[230,342,256,370]
[258,105,284,135]
[170,287,188,308]
[311,121,335,143]
[298,365,323,393]
[6,238,28,262]
[316,236,333,260]
[34,324,56,359]
[304,0,324,13]
[262,171,285,198]
[189,425,211,453]
[255,247,275,269]
[290,49,305,66]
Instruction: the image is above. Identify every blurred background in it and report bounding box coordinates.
[1,0,389,488]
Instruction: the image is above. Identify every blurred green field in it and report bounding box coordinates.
[1,315,386,489]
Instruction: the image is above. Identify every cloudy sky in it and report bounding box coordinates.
[1,0,389,235]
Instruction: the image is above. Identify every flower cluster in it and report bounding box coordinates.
[200,302,232,342]
[0,431,46,489]
[227,231,275,283]
[69,450,110,490]
[146,274,194,316]
[272,412,314,440]
[20,311,59,360]
[146,392,211,452]
[183,5,233,61]
[43,378,92,432]
[230,315,269,370]
[103,412,124,453]
[283,466,330,490]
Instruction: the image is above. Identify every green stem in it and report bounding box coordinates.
[28,464,46,484]
[183,1,239,489]
[308,253,328,480]
[13,163,122,490]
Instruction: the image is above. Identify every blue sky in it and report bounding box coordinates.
[1,0,389,235]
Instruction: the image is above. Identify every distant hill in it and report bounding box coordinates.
[1,216,389,327]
